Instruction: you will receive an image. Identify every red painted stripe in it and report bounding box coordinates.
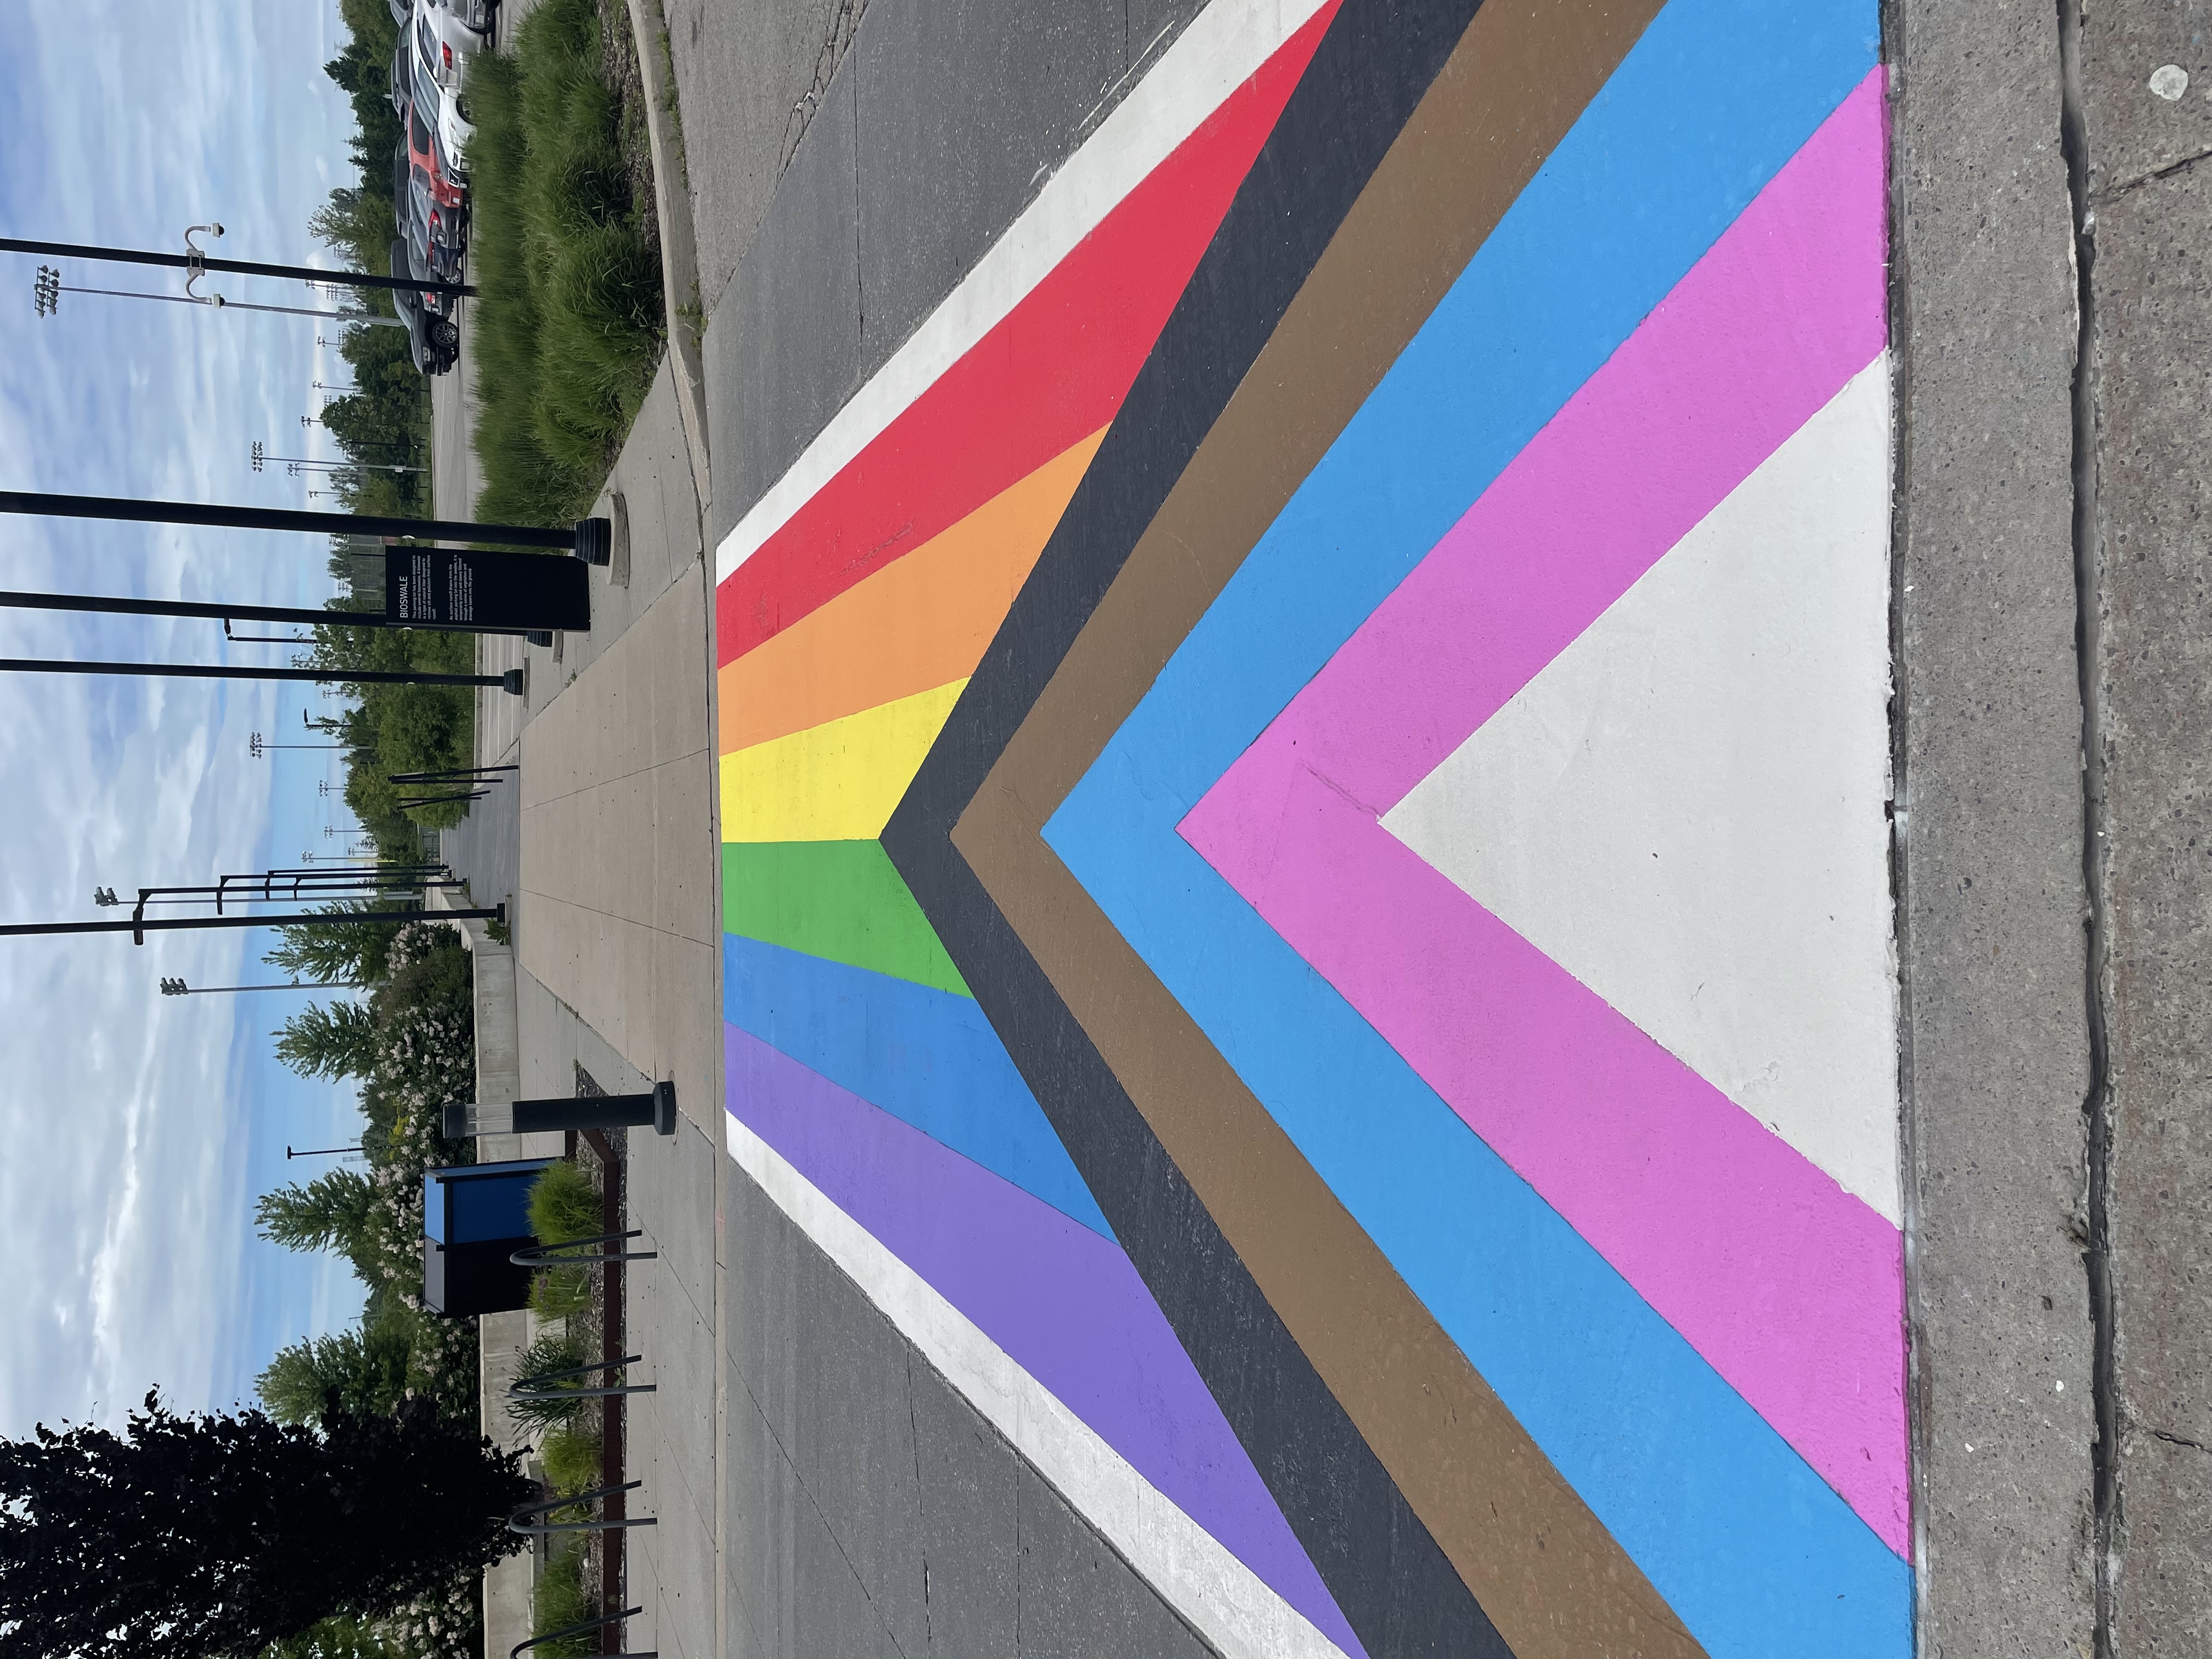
[716,5,1336,667]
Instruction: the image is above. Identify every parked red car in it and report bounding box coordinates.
[406,101,465,212]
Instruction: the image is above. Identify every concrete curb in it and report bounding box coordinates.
[427,883,523,1110]
[627,0,713,515]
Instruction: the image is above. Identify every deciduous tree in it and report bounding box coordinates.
[0,1393,532,1659]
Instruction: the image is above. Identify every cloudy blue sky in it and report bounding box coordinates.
[0,0,380,1434]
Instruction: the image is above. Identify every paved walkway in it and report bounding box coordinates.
[430,0,1281,1654]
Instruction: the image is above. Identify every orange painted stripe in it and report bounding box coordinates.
[719,429,1107,755]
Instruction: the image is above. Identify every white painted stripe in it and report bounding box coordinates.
[713,0,1334,585]
[724,1111,1351,1659]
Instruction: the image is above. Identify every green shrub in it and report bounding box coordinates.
[465,0,663,528]
[539,1424,602,1496]
[528,1159,602,1244]
[509,1328,585,1430]
[527,1267,591,1324]
[529,1542,595,1658]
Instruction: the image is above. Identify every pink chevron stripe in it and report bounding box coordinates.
[1179,71,1906,1551]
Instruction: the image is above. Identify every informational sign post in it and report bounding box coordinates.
[385,547,591,633]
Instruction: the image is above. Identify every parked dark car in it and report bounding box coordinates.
[391,240,458,375]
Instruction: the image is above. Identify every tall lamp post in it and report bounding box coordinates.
[35,264,409,329]
[7,225,468,300]
[253,442,424,478]
[3,864,500,943]
[160,977,367,995]
[0,487,611,564]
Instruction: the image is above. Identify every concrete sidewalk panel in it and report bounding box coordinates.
[1892,0,2100,1650]
[518,568,718,1127]
[2079,0,2212,193]
[2085,155,2212,1650]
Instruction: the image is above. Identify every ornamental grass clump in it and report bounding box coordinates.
[509,1329,587,1431]
[528,1541,596,1659]
[528,1266,591,1321]
[539,1424,602,1497]
[527,1158,602,1245]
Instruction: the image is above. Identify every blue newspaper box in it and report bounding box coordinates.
[421,1158,555,1316]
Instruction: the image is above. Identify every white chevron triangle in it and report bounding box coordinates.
[1381,360,1900,1222]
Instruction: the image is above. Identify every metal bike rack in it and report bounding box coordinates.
[509,1606,654,1659]
[510,1353,657,1403]
[509,1480,657,1537]
[510,1229,658,1267]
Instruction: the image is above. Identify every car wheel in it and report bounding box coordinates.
[432,317,460,351]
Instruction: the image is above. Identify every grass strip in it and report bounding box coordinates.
[466,0,663,526]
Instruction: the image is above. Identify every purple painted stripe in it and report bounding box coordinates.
[724,1020,1363,1655]
[1180,73,1908,1553]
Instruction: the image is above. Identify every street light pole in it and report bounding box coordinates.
[0,488,612,562]
[0,586,552,641]
[3,863,504,944]
[159,978,367,994]
[34,272,410,329]
[254,442,424,477]
[0,658,524,693]
[287,1144,365,1159]
[4,229,470,300]
[14,862,498,942]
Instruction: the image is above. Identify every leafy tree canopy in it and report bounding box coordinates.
[0,1392,531,1659]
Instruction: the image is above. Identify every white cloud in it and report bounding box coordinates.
[0,0,369,1434]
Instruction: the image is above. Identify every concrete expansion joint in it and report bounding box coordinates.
[2056,0,2119,1649]
[523,745,712,811]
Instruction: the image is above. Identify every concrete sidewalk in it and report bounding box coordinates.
[433,343,729,1659]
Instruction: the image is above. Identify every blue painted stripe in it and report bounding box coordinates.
[724,931,1115,1239]
[1044,0,1908,1654]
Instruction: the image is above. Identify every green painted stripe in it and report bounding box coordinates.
[721,840,972,996]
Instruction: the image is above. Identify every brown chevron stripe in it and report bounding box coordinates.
[950,3,1703,1655]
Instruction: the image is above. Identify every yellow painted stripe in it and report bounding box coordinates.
[720,679,969,844]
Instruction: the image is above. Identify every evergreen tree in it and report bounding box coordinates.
[264,904,404,991]
[273,1000,381,1081]
[256,1169,380,1266]
[0,1392,532,1659]
[256,1329,412,1426]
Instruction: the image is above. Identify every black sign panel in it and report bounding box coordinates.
[384,547,590,632]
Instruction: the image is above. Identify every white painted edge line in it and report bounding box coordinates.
[724,1110,1350,1659]
[713,0,1334,585]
